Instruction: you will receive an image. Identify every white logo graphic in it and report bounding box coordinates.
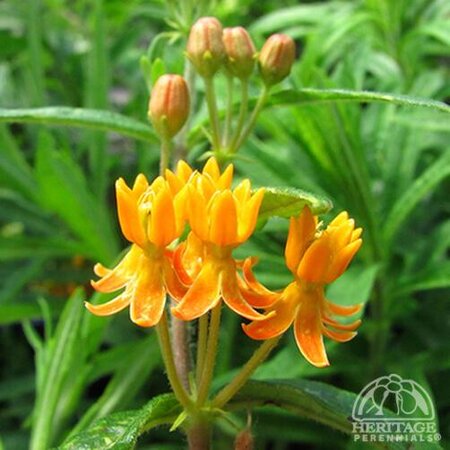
[351,374,441,444]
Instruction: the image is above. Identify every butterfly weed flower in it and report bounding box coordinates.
[85,171,189,327]
[243,206,363,367]
[171,158,268,322]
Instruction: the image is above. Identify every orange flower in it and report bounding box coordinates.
[171,160,268,322]
[243,207,363,367]
[86,173,188,327]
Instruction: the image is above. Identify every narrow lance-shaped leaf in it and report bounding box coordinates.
[383,153,450,245]
[0,107,157,143]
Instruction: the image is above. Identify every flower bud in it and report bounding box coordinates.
[186,17,225,78]
[258,34,296,86]
[148,74,190,138]
[223,27,256,79]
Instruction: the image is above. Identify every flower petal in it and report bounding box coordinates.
[116,178,146,247]
[85,294,130,316]
[322,316,361,331]
[202,157,221,180]
[218,164,234,189]
[163,258,188,302]
[221,263,268,321]
[285,207,317,274]
[171,260,221,321]
[149,186,177,247]
[238,188,264,243]
[209,190,238,246]
[297,233,331,283]
[325,238,362,283]
[188,185,209,241]
[172,242,194,286]
[325,300,363,316]
[91,246,141,293]
[322,327,357,343]
[242,282,298,339]
[130,260,166,327]
[293,291,329,367]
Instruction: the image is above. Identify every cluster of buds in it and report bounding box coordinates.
[186,16,296,85]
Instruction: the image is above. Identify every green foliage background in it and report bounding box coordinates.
[0,0,449,448]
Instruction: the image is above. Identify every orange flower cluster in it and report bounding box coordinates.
[86,158,363,367]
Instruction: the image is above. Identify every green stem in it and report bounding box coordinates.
[196,313,209,385]
[160,135,172,174]
[222,75,234,149]
[232,85,269,153]
[156,312,192,409]
[197,304,222,406]
[212,336,280,409]
[204,77,221,151]
[229,80,249,152]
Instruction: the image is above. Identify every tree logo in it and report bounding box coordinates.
[351,374,441,444]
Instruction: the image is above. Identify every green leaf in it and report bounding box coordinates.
[229,380,414,450]
[58,394,180,450]
[258,187,332,222]
[267,88,450,114]
[35,142,118,262]
[29,289,85,450]
[384,154,450,244]
[0,107,156,143]
[68,335,161,437]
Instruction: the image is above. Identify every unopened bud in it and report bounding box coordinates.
[186,17,225,78]
[223,27,256,79]
[148,74,190,138]
[258,34,296,85]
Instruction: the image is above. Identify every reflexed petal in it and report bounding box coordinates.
[285,207,317,274]
[238,188,264,243]
[325,238,362,283]
[188,186,209,241]
[149,187,177,247]
[93,263,109,277]
[209,191,238,246]
[238,279,279,308]
[322,327,357,342]
[91,246,141,293]
[116,178,146,247]
[172,242,194,286]
[293,296,329,368]
[221,264,268,320]
[171,260,222,320]
[163,258,187,302]
[243,282,298,339]
[130,260,166,327]
[242,258,278,296]
[297,233,331,283]
[325,300,363,316]
[85,294,130,316]
[323,316,361,331]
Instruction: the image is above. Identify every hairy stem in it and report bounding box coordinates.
[197,304,222,406]
[156,312,192,409]
[196,313,209,385]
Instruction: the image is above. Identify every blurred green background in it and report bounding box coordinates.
[0,0,449,448]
